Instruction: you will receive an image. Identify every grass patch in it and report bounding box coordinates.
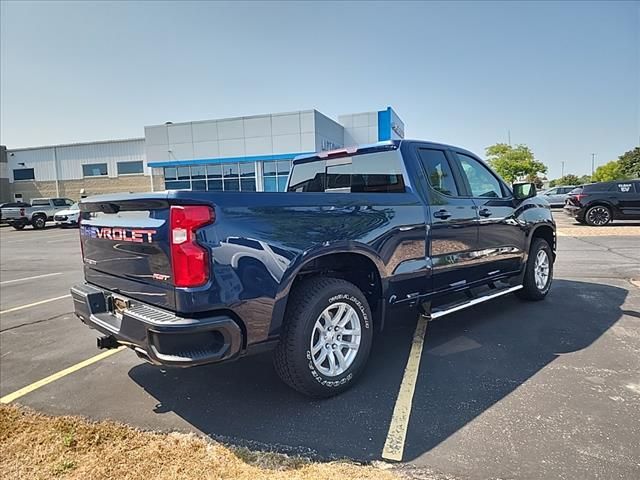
[0,405,399,480]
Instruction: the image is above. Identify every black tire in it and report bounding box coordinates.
[31,215,46,229]
[584,205,611,226]
[517,238,553,301]
[273,277,373,398]
[12,224,25,230]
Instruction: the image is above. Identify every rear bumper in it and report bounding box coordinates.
[6,217,28,226]
[71,283,243,367]
[563,205,584,218]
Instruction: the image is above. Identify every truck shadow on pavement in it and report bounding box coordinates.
[128,279,627,462]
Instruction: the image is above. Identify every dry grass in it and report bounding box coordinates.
[0,405,399,480]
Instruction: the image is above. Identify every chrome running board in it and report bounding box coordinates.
[429,285,523,320]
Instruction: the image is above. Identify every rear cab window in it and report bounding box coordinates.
[288,150,406,193]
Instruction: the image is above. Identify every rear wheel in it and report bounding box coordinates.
[517,238,553,301]
[273,277,373,398]
[585,205,611,226]
[31,215,46,229]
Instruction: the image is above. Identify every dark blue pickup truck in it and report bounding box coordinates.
[71,140,556,397]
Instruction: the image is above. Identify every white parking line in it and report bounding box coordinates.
[382,315,429,462]
[0,272,63,285]
[0,294,71,315]
[2,233,76,244]
[47,238,79,243]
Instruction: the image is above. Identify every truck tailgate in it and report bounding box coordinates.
[80,196,176,310]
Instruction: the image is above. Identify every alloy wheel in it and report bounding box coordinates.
[587,207,610,226]
[310,302,361,377]
[534,249,550,291]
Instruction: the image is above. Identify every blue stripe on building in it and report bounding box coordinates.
[148,151,314,168]
[377,107,392,141]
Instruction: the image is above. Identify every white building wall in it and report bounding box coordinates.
[7,139,146,182]
[145,110,320,163]
[314,111,344,151]
[339,111,380,146]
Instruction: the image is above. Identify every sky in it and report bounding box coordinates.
[1,0,638,178]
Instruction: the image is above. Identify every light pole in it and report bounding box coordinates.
[561,161,565,178]
[591,153,596,177]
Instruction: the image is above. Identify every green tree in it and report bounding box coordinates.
[591,160,627,182]
[525,173,546,189]
[617,147,640,178]
[555,174,581,186]
[485,143,547,183]
[578,174,592,184]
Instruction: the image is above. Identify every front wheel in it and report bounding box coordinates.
[517,238,553,301]
[273,277,373,398]
[12,223,25,230]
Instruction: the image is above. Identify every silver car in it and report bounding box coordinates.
[538,186,577,207]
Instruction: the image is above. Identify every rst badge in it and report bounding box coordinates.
[81,225,156,243]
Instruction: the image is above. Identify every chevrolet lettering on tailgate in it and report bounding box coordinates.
[81,225,156,243]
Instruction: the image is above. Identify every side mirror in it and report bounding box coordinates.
[513,182,536,200]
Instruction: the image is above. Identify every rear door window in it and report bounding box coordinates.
[417,149,459,196]
[612,182,635,193]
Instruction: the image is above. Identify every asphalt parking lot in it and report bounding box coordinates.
[1,214,639,480]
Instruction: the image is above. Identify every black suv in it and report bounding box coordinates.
[564,180,640,225]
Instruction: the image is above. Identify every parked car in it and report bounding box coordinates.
[54,203,81,227]
[564,180,640,225]
[71,140,556,397]
[537,185,577,207]
[1,197,75,230]
[0,201,30,224]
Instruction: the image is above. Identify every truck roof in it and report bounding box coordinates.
[293,139,479,164]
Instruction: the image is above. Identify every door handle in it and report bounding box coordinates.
[433,209,451,219]
[478,208,492,218]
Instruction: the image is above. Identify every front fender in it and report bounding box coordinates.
[515,197,556,256]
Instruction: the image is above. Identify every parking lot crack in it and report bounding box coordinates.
[0,312,72,333]
[571,237,640,263]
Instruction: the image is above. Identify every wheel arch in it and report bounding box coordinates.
[270,246,386,337]
[530,224,556,261]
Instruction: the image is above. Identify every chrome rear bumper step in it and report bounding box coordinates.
[429,285,523,319]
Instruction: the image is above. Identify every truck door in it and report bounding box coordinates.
[452,151,525,277]
[414,147,482,292]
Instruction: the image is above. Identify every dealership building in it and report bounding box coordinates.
[0,107,405,203]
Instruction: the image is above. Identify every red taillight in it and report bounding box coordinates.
[573,194,588,203]
[170,205,214,287]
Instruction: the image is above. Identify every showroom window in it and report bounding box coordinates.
[263,160,291,192]
[164,163,256,191]
[82,163,108,177]
[117,161,144,175]
[13,168,35,181]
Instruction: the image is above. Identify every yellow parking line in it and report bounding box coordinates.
[0,347,125,404]
[0,294,71,315]
[382,315,429,462]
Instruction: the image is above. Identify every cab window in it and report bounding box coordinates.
[456,153,505,198]
[417,149,459,196]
